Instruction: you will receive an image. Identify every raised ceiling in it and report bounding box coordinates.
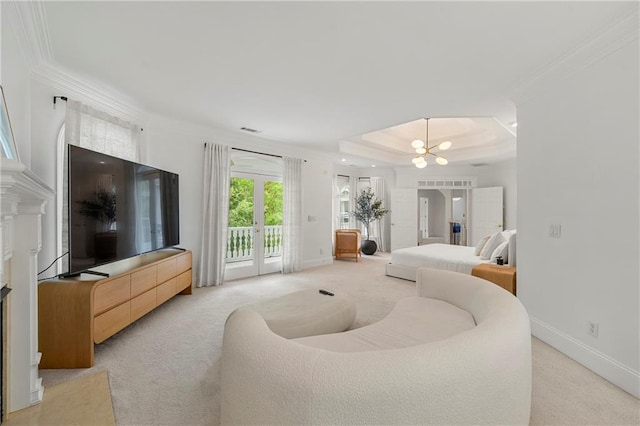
[39,1,635,165]
[341,116,517,168]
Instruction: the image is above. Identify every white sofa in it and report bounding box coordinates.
[221,268,532,425]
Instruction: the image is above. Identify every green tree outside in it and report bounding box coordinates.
[228,178,282,227]
[263,181,283,226]
[228,177,254,227]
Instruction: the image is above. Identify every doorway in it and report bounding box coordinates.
[225,172,283,280]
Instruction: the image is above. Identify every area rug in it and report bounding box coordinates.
[6,370,115,425]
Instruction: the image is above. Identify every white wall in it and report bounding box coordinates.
[1,3,32,167]
[23,90,335,278]
[301,160,334,266]
[393,161,517,232]
[134,114,336,276]
[517,39,639,397]
[476,158,516,230]
[335,165,395,252]
[28,79,65,276]
[2,0,336,280]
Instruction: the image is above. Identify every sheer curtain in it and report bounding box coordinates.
[60,100,141,272]
[65,100,140,160]
[197,143,231,287]
[348,175,357,229]
[282,157,303,273]
[370,177,389,252]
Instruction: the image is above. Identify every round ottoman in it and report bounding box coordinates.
[248,288,356,339]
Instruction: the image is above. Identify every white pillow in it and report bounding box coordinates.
[480,232,505,260]
[490,241,509,263]
[474,235,491,256]
[500,229,514,241]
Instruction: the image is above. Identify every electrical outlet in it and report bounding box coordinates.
[319,248,324,255]
[549,224,562,238]
[588,321,599,338]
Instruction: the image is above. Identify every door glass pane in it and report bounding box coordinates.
[337,175,350,229]
[227,177,255,263]
[263,181,283,259]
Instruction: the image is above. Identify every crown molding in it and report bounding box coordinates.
[6,0,147,123]
[32,63,148,124]
[7,1,53,69]
[509,6,639,105]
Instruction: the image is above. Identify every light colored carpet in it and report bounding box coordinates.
[40,253,639,425]
[7,370,114,425]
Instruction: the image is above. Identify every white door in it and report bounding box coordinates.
[470,186,504,246]
[390,188,418,251]
[225,173,283,280]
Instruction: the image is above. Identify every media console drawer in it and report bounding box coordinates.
[94,275,131,315]
[158,258,177,284]
[38,249,192,368]
[131,288,157,322]
[131,265,157,297]
[157,278,177,305]
[177,252,191,274]
[176,270,192,293]
[94,301,131,343]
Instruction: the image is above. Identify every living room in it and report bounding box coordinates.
[0,1,638,424]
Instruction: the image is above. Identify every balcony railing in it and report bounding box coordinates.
[226,225,283,263]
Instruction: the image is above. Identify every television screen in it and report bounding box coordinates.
[68,145,179,275]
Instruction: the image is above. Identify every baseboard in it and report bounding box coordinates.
[530,316,640,398]
[303,257,334,269]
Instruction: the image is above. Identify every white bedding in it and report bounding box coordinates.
[389,244,487,275]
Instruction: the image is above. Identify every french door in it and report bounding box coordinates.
[225,172,283,280]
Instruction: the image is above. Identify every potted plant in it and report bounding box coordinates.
[353,187,389,255]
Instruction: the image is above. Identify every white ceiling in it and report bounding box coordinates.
[40,1,634,166]
[341,116,517,167]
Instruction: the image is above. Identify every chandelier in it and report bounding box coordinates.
[411,118,451,168]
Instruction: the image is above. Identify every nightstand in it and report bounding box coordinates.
[471,263,517,295]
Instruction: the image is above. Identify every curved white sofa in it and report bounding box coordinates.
[221,268,532,425]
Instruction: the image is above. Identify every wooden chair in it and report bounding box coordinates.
[335,229,361,262]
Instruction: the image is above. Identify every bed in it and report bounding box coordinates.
[386,230,517,282]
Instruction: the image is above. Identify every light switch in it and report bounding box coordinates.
[549,224,561,238]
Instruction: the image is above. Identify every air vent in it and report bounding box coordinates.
[470,163,489,167]
[240,127,261,133]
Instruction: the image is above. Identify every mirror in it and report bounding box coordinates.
[0,86,19,161]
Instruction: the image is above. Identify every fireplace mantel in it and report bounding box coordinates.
[1,158,53,414]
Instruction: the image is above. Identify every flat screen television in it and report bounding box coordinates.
[68,145,179,276]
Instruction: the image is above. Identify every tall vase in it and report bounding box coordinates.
[361,222,377,255]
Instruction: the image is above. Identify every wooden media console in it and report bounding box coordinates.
[38,249,192,368]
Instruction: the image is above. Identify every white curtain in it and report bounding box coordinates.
[197,143,231,287]
[282,157,303,273]
[371,177,389,252]
[348,175,357,229]
[65,100,140,161]
[332,174,338,253]
[61,100,141,272]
